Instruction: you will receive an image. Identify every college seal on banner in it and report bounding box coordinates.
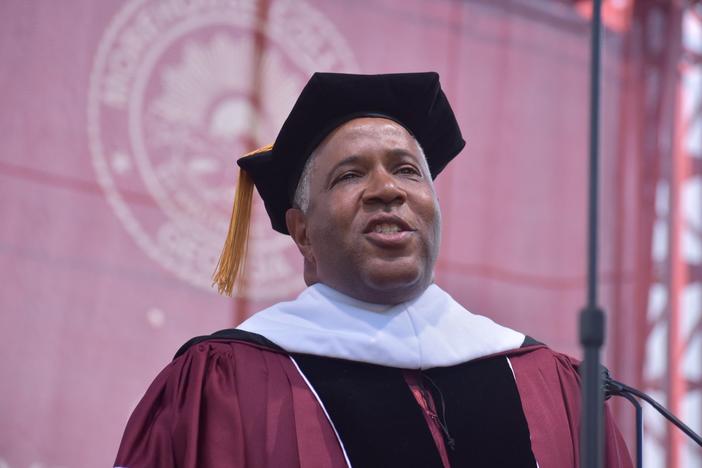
[87,0,358,299]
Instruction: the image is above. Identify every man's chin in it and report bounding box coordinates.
[359,270,430,304]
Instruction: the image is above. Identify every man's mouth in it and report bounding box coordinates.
[363,216,415,247]
[363,215,413,234]
[372,223,402,234]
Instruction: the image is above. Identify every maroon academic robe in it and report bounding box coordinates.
[115,338,632,468]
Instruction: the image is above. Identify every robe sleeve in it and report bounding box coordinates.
[509,348,633,468]
[114,340,347,468]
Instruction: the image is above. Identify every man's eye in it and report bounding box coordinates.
[397,166,421,177]
[335,172,360,184]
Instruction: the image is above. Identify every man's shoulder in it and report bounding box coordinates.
[505,340,582,397]
[505,338,580,369]
[475,335,569,362]
[173,328,287,360]
[147,329,297,401]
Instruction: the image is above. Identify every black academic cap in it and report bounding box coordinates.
[239,72,465,234]
[213,72,465,295]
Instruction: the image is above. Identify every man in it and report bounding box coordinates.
[115,73,632,468]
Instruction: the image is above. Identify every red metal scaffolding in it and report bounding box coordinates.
[641,1,702,466]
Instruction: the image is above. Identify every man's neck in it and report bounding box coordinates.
[312,279,433,306]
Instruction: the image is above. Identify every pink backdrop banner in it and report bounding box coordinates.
[1,1,644,466]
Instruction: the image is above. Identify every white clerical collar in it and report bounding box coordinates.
[237,283,525,369]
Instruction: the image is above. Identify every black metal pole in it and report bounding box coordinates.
[579,0,605,467]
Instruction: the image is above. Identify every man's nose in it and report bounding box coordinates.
[362,170,406,206]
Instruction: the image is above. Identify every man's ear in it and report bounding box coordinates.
[285,208,315,262]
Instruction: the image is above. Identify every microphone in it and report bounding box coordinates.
[601,367,702,468]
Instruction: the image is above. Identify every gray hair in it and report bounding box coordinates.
[292,139,431,213]
[292,148,317,212]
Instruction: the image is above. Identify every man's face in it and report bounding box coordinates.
[286,117,441,304]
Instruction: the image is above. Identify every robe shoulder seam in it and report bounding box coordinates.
[173,328,286,360]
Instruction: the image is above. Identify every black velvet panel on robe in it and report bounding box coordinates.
[292,354,537,468]
[424,358,537,467]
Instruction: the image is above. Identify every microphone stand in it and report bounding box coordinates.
[579,0,605,467]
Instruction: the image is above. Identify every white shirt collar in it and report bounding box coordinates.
[238,283,525,369]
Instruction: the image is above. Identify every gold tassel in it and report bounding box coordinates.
[212,144,272,296]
